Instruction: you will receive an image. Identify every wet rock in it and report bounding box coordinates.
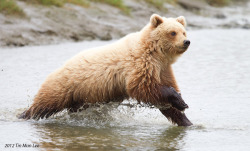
[177,0,206,11]
[221,19,250,29]
[1,33,31,47]
[242,24,250,29]
[32,30,58,36]
[70,33,80,42]
[4,20,13,24]
[214,13,226,19]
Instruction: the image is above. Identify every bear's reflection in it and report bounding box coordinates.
[33,121,188,150]
[154,126,188,150]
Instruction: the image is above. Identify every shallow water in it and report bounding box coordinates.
[0,29,250,151]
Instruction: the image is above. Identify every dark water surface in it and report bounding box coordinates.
[0,29,250,151]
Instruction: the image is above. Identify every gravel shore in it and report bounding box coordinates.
[0,0,249,47]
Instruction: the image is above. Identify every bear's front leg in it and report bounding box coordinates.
[159,86,192,126]
[127,70,192,126]
[160,107,193,126]
[160,86,188,111]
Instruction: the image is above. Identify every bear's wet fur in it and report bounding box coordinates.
[19,14,192,126]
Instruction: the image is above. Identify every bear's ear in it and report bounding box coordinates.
[150,14,163,28]
[176,16,186,27]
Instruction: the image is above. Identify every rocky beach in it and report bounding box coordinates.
[1,1,250,150]
[0,0,250,47]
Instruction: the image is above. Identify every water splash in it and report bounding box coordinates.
[14,100,170,128]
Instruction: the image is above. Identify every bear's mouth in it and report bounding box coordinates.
[177,46,189,53]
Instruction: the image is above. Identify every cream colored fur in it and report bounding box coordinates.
[21,14,189,119]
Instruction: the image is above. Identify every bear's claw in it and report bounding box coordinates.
[160,86,189,111]
[160,107,193,126]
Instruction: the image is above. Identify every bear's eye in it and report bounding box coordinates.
[183,32,186,36]
[171,32,176,36]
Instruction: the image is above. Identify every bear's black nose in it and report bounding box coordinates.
[183,40,190,47]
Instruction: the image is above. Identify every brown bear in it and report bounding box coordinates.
[19,14,192,126]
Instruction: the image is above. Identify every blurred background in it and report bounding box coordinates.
[0,0,249,47]
[1,0,250,151]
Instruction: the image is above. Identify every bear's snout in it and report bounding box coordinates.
[183,40,190,47]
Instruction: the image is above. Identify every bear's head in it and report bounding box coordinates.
[143,14,190,62]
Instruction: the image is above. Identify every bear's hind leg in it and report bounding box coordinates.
[19,88,73,119]
[18,100,65,120]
